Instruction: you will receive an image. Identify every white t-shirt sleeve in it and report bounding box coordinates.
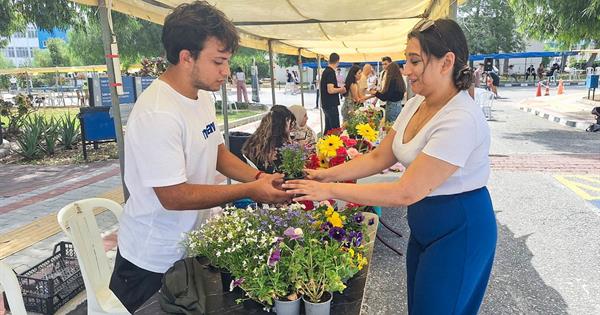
[422,109,479,167]
[127,112,188,187]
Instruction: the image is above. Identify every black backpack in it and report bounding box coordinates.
[585,107,600,132]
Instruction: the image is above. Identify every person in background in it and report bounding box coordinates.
[288,105,317,150]
[370,62,406,123]
[525,64,536,82]
[285,69,294,94]
[315,69,322,109]
[242,105,296,173]
[358,63,377,96]
[473,63,484,88]
[336,68,345,91]
[507,64,519,83]
[234,66,249,103]
[341,65,371,122]
[285,19,496,315]
[320,53,347,134]
[537,63,545,81]
[108,2,288,312]
[487,65,500,98]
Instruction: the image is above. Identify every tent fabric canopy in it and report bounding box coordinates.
[72,0,464,62]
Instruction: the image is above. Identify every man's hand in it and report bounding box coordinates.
[249,173,289,203]
[339,86,347,94]
[304,168,335,183]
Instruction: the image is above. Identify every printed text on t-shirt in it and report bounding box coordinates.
[202,122,216,139]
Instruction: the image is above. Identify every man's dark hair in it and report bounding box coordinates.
[329,53,340,64]
[381,56,392,63]
[162,1,239,65]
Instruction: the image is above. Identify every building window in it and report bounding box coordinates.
[13,32,25,39]
[27,29,37,38]
[29,47,34,57]
[16,47,29,58]
[7,47,15,58]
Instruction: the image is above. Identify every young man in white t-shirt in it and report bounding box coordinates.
[108,2,289,312]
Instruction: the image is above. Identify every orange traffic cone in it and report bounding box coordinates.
[557,79,565,95]
[536,82,542,97]
[544,80,550,96]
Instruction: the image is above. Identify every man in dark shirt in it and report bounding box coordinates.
[320,53,346,134]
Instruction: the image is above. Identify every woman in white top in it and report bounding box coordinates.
[284,19,496,315]
[234,67,249,103]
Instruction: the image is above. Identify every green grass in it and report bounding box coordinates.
[215,110,262,124]
[1,107,79,126]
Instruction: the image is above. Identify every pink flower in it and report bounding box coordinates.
[347,148,361,159]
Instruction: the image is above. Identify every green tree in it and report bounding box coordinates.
[0,0,82,46]
[68,11,163,67]
[230,47,270,78]
[509,0,599,48]
[32,38,70,67]
[458,0,524,54]
[0,53,13,69]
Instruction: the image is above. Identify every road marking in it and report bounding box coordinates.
[554,175,600,201]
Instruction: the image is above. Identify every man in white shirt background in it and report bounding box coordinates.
[108,2,289,312]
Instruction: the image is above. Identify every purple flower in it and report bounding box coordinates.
[349,231,363,247]
[368,218,375,226]
[329,227,346,242]
[320,222,333,231]
[268,248,281,267]
[284,227,304,240]
[230,277,245,291]
[353,213,365,224]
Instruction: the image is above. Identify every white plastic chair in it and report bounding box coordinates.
[474,88,494,120]
[0,261,27,315]
[57,198,129,315]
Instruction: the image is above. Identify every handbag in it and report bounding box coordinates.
[159,256,212,314]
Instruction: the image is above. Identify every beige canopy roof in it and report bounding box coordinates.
[72,0,463,62]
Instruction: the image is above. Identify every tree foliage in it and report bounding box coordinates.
[68,10,164,67]
[508,0,600,48]
[458,0,524,54]
[32,38,71,67]
[0,0,82,46]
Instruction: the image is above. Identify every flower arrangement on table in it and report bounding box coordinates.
[306,122,379,171]
[184,201,375,310]
[345,105,384,137]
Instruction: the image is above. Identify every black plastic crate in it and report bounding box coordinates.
[3,241,85,314]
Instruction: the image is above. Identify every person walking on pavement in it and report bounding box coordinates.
[285,19,496,315]
[234,66,249,103]
[108,2,288,313]
[320,53,347,134]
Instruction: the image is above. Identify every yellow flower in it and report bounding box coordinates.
[348,248,355,258]
[325,206,334,217]
[327,212,343,228]
[317,135,344,158]
[356,123,378,142]
[357,253,368,270]
[313,220,323,228]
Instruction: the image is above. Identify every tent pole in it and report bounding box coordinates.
[298,48,305,107]
[99,0,129,200]
[449,0,458,20]
[317,55,323,135]
[221,83,231,185]
[268,40,276,107]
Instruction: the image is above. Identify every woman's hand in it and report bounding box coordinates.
[304,168,335,182]
[283,180,333,202]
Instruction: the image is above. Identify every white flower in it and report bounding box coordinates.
[216,251,221,257]
[294,228,304,237]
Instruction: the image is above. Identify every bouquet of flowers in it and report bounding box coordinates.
[345,105,384,137]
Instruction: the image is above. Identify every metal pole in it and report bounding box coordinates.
[449,0,458,20]
[268,40,276,107]
[221,83,231,185]
[99,0,129,200]
[298,48,305,107]
[317,55,324,135]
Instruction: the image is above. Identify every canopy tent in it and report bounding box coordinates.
[71,0,464,62]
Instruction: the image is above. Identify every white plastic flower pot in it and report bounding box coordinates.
[302,291,332,315]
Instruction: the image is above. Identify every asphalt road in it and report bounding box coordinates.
[361,86,600,315]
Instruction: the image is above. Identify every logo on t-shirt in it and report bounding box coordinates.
[202,122,216,139]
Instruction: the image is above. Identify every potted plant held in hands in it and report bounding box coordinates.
[276,142,307,180]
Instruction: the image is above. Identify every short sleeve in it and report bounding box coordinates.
[324,70,336,87]
[127,112,188,187]
[422,110,478,167]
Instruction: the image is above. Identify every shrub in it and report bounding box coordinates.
[59,112,79,149]
[16,114,45,160]
[0,94,35,138]
[42,116,60,155]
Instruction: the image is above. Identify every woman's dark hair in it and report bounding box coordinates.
[382,62,406,95]
[343,65,361,97]
[162,1,239,65]
[407,19,472,90]
[242,105,296,171]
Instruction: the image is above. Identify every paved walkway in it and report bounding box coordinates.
[517,90,598,130]
[0,87,597,314]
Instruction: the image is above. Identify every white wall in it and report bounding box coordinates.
[0,24,39,67]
